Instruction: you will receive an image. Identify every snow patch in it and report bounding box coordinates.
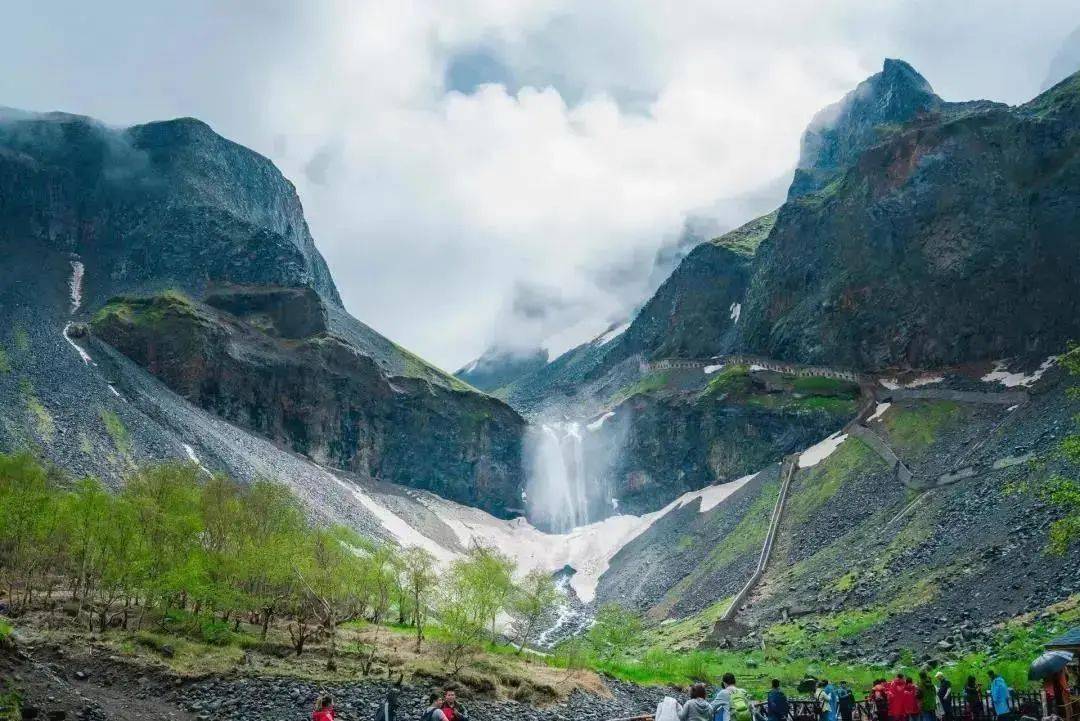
[704,364,724,374]
[1006,404,1020,412]
[62,323,93,365]
[69,260,84,314]
[748,364,767,372]
[416,474,754,603]
[586,412,614,431]
[107,384,122,399]
[798,431,847,469]
[183,444,202,466]
[331,477,456,564]
[596,322,631,346]
[461,359,478,374]
[867,402,891,422]
[880,375,943,389]
[729,302,741,324]
[982,357,1056,388]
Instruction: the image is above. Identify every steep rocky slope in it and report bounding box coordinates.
[738,67,1080,369]
[596,364,1078,660]
[0,109,524,514]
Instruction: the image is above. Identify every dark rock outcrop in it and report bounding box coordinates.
[91,292,525,515]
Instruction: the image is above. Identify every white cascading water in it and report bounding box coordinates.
[526,421,590,533]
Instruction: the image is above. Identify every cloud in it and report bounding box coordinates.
[1,1,1077,369]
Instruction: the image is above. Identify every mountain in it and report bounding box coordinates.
[456,346,549,393]
[788,59,1003,199]
[0,109,525,516]
[488,61,1080,525]
[739,68,1080,369]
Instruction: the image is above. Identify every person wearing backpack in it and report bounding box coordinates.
[374,686,400,721]
[816,681,832,721]
[767,679,789,721]
[837,681,855,721]
[728,676,753,721]
[420,693,447,721]
[712,673,752,721]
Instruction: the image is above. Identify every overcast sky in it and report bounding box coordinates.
[3,1,1078,370]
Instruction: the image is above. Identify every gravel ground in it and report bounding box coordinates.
[2,639,674,721]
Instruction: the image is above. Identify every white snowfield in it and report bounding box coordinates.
[704,364,724,374]
[879,375,943,390]
[352,473,756,603]
[798,431,847,469]
[981,357,1056,388]
[325,422,863,605]
[867,402,891,422]
[729,303,742,324]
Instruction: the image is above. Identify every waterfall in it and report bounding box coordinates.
[526,421,590,533]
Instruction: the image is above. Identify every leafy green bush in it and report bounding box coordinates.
[0,684,21,721]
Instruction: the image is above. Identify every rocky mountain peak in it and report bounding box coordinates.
[789,58,941,198]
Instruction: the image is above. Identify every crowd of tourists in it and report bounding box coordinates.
[306,670,1016,721]
[310,687,470,721]
[654,670,1018,721]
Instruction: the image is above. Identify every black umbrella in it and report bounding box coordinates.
[1029,650,1074,680]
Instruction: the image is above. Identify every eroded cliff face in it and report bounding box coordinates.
[0,109,527,513]
[91,289,525,515]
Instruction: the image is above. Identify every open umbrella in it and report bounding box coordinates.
[1029,650,1074,680]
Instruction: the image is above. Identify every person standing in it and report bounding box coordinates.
[767,679,790,721]
[919,671,937,721]
[872,679,891,721]
[441,689,469,721]
[824,680,840,721]
[904,676,919,721]
[838,681,855,721]
[816,681,833,721]
[888,675,907,721]
[963,676,983,721]
[712,672,743,721]
[988,671,1011,721]
[680,683,723,721]
[312,695,335,721]
[936,672,953,721]
[421,693,447,721]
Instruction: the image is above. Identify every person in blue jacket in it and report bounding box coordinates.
[824,680,840,721]
[988,671,1011,721]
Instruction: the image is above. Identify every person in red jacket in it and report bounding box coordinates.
[441,689,469,721]
[888,675,908,721]
[904,677,921,720]
[312,694,335,721]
